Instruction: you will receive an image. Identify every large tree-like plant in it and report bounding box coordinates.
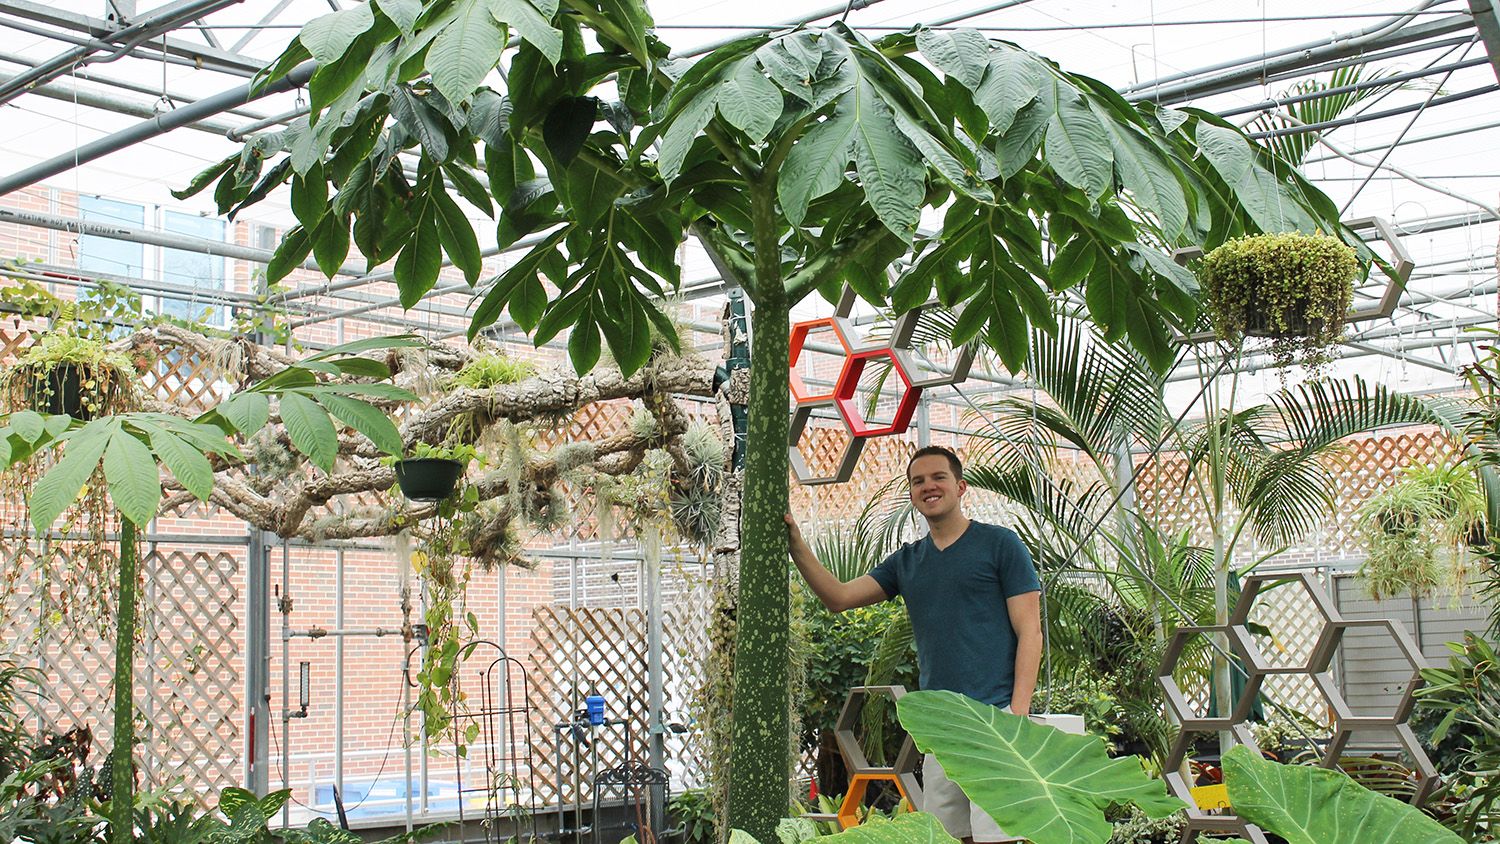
[188,3,1350,833]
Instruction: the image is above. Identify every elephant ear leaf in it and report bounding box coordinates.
[819,811,958,844]
[896,690,1183,844]
[1222,745,1461,844]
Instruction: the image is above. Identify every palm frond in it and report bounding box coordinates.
[1247,64,1401,165]
[1273,376,1449,453]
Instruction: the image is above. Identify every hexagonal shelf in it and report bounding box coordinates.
[1229,572,1341,675]
[1308,618,1427,728]
[832,348,922,438]
[888,298,977,389]
[836,773,915,830]
[789,316,865,406]
[831,686,921,803]
[788,405,866,486]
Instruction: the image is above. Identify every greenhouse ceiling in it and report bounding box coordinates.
[1,0,1499,402]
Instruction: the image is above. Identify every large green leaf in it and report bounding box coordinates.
[658,88,719,184]
[1222,745,1460,844]
[1045,85,1112,200]
[974,45,1044,135]
[718,56,782,143]
[779,100,857,227]
[896,690,1183,844]
[317,393,404,456]
[103,429,161,528]
[279,392,339,473]
[850,80,924,241]
[820,813,957,844]
[29,420,113,533]
[426,0,506,105]
[492,0,562,66]
[299,2,375,64]
[144,425,215,501]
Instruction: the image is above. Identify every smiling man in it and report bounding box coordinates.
[786,445,1042,844]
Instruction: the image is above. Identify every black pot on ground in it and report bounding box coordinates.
[393,458,465,501]
[26,364,112,420]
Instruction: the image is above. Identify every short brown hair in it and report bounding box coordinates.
[907,445,962,480]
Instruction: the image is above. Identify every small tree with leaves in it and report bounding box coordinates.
[188,3,1349,834]
[0,338,420,843]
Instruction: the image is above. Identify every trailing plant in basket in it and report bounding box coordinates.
[1201,231,1359,372]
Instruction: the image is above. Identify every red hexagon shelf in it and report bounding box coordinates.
[833,348,922,438]
[789,316,863,406]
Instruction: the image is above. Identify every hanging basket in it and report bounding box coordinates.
[393,458,465,501]
[25,363,114,421]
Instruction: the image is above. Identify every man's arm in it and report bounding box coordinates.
[785,514,890,613]
[1006,591,1042,715]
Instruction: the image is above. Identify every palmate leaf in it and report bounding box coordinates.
[426,0,506,105]
[1222,745,1460,844]
[896,690,1183,844]
[29,420,113,534]
[103,428,160,528]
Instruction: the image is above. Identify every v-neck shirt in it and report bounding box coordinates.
[868,521,1040,707]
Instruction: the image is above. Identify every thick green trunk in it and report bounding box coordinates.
[724,295,792,841]
[111,519,137,844]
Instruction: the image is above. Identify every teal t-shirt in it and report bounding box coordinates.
[867,521,1040,707]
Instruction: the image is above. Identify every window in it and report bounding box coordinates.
[160,210,227,326]
[78,196,144,277]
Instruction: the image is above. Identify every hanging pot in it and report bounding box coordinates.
[26,363,111,421]
[1244,308,1320,340]
[393,458,465,501]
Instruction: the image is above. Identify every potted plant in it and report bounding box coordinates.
[1200,231,1359,372]
[1,332,139,421]
[393,442,476,502]
[1356,460,1486,600]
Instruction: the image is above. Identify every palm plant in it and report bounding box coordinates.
[865,316,1463,763]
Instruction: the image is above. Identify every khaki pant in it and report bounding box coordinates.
[921,753,1010,843]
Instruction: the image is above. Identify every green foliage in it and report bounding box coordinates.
[0,331,139,420]
[669,787,718,844]
[1220,744,1461,843]
[896,690,1182,844]
[1199,231,1359,372]
[194,0,1350,833]
[796,592,915,749]
[403,441,480,463]
[1356,460,1486,600]
[1104,807,1184,844]
[811,812,955,844]
[1415,633,1500,839]
[452,353,538,388]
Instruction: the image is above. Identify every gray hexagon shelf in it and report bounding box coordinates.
[1160,572,1439,842]
[832,685,921,807]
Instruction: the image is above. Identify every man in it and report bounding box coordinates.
[786,445,1042,844]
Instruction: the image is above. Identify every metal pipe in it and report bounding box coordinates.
[1128,15,1478,104]
[0,0,263,75]
[0,48,273,116]
[1120,0,1448,95]
[0,0,246,105]
[334,535,345,817]
[0,59,316,197]
[1218,56,1491,117]
[0,204,364,277]
[0,70,244,135]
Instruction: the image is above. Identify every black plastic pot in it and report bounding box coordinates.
[1244,308,1320,339]
[393,458,465,501]
[25,363,111,421]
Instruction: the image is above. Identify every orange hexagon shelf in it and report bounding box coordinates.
[789,316,862,406]
[836,772,914,830]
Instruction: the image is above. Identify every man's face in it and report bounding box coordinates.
[907,454,966,520]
